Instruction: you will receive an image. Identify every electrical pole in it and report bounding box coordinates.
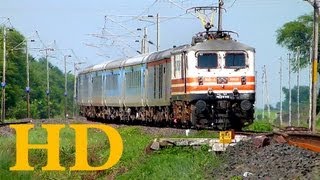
[310,0,319,132]
[41,48,54,119]
[73,62,85,118]
[73,63,77,119]
[288,53,292,126]
[1,26,7,123]
[263,65,271,120]
[262,67,265,119]
[26,40,30,119]
[309,45,312,129]
[279,57,283,126]
[296,47,301,126]
[255,70,258,120]
[218,0,223,31]
[64,55,71,119]
[156,13,160,51]
[46,50,50,119]
[141,27,148,54]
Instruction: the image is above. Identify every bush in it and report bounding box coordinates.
[245,120,273,132]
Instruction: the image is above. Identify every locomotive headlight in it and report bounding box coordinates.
[233,88,239,96]
[198,76,204,85]
[208,89,214,95]
[241,76,247,85]
[240,100,252,111]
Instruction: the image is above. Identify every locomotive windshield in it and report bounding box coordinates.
[225,53,246,68]
[197,53,218,68]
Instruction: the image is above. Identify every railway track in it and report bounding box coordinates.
[1,118,319,153]
[86,117,320,153]
[0,120,31,127]
[232,127,320,153]
[273,132,320,153]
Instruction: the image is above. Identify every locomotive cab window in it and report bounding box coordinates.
[225,53,246,69]
[197,53,218,69]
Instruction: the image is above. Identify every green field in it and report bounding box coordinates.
[0,123,220,179]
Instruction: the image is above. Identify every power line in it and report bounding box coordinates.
[118,0,159,23]
[104,16,141,37]
[35,31,55,50]
[166,0,199,18]
[227,0,237,9]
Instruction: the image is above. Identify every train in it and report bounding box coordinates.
[77,29,255,130]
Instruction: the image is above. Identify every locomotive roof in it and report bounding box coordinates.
[191,38,255,52]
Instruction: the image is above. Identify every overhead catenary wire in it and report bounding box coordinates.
[104,16,141,37]
[166,0,199,19]
[87,0,242,59]
[227,0,237,9]
[100,28,141,55]
[117,0,159,23]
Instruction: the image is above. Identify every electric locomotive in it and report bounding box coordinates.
[77,4,255,130]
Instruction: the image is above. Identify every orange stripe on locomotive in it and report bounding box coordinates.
[171,84,255,93]
[171,76,255,84]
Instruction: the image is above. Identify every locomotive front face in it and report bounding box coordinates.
[171,39,255,129]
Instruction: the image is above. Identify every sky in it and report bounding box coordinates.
[0,0,313,108]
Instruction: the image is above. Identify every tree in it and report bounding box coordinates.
[1,26,75,119]
[277,86,310,111]
[276,13,320,116]
[276,14,313,71]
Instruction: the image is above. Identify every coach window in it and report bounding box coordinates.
[225,53,246,69]
[197,53,218,69]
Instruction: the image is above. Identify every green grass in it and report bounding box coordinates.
[244,120,273,132]
[117,146,220,180]
[254,109,278,123]
[0,124,220,179]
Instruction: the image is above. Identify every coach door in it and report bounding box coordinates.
[172,53,187,95]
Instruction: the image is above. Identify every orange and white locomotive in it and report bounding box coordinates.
[77,30,255,130]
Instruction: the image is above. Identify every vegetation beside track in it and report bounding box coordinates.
[0,122,220,179]
[244,120,273,132]
[0,27,75,119]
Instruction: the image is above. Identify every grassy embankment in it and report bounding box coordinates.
[0,123,220,179]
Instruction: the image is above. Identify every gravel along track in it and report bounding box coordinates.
[0,125,15,137]
[212,137,320,179]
